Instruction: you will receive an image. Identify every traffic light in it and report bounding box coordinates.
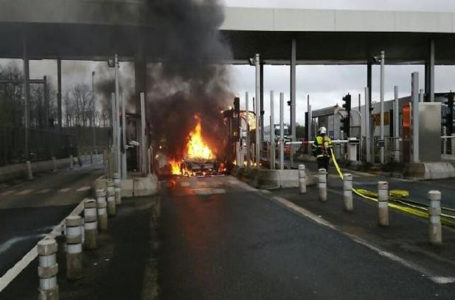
[342,94,351,112]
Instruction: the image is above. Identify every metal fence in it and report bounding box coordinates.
[0,127,75,166]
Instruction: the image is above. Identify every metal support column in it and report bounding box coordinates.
[290,38,297,168]
[57,58,62,128]
[367,61,372,110]
[114,54,121,175]
[411,72,420,163]
[270,91,275,169]
[425,39,435,102]
[246,92,251,170]
[379,50,385,164]
[307,95,312,155]
[23,37,30,159]
[365,87,371,163]
[260,63,264,145]
[43,76,49,128]
[255,53,261,165]
[279,92,285,170]
[140,92,147,174]
[121,93,127,179]
[393,86,400,162]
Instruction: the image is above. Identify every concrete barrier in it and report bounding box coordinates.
[318,169,327,202]
[343,173,353,212]
[298,164,306,194]
[0,157,76,182]
[96,189,108,231]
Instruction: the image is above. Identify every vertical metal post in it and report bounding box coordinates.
[140,92,147,174]
[114,54,121,176]
[260,63,264,145]
[393,86,400,162]
[412,72,420,163]
[121,93,127,180]
[245,92,251,170]
[367,61,372,110]
[23,37,30,159]
[270,91,275,169]
[425,39,435,102]
[290,38,297,168]
[111,92,117,172]
[307,95,312,155]
[92,71,96,156]
[57,58,62,128]
[380,50,385,164]
[44,76,49,128]
[255,53,261,165]
[279,92,284,170]
[364,87,371,163]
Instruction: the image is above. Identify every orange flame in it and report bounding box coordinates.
[186,117,214,160]
[169,159,182,175]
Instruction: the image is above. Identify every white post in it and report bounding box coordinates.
[65,216,83,280]
[270,91,275,169]
[113,172,122,205]
[26,160,33,180]
[428,190,442,245]
[83,199,97,250]
[255,54,261,165]
[393,86,400,162]
[443,127,448,155]
[37,238,58,300]
[69,155,74,170]
[106,183,116,217]
[140,92,147,174]
[279,92,285,170]
[298,164,306,194]
[380,50,385,164]
[412,72,420,163]
[318,168,327,202]
[378,181,389,227]
[245,92,251,170]
[365,87,371,163]
[121,93,127,180]
[96,189,108,231]
[343,173,353,211]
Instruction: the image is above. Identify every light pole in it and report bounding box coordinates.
[379,50,385,164]
[91,71,96,159]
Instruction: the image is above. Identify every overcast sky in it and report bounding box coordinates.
[2,1,455,126]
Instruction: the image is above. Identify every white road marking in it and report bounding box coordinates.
[235,178,455,285]
[0,200,85,292]
[37,188,51,194]
[59,187,71,193]
[16,189,33,196]
[0,190,16,196]
[76,186,91,192]
[193,188,225,195]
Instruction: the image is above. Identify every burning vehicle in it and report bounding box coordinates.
[167,116,226,177]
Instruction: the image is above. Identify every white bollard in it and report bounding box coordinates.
[378,181,389,227]
[343,173,353,212]
[113,173,122,205]
[298,164,306,194]
[37,238,59,300]
[26,160,33,180]
[318,168,327,202]
[84,199,97,250]
[96,189,108,231]
[65,216,83,280]
[69,155,74,169]
[106,184,116,217]
[428,190,442,245]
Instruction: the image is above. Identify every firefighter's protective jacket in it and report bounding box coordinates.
[312,135,333,158]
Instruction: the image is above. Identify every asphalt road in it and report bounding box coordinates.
[159,176,455,300]
[0,165,103,277]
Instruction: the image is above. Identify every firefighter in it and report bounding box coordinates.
[312,126,332,171]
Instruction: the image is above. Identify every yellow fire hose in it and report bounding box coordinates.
[329,149,455,227]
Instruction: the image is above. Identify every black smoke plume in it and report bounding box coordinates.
[143,0,233,159]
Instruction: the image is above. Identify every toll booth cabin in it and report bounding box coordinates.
[310,92,453,164]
